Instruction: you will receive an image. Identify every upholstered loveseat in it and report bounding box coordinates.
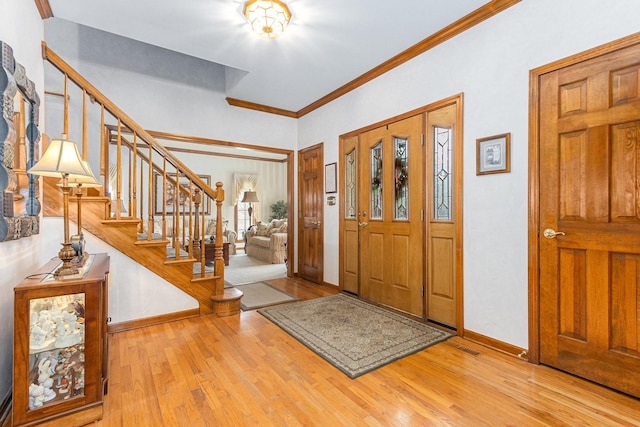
[245,219,287,264]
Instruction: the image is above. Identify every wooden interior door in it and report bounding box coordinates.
[359,115,424,316]
[298,143,323,284]
[538,41,640,397]
[341,136,359,294]
[425,103,457,327]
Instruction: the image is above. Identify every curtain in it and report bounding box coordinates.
[233,174,259,204]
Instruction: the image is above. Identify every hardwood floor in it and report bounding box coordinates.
[98,277,640,426]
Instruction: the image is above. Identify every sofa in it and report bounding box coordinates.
[245,219,287,264]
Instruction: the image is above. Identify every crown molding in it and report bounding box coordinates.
[228,0,521,118]
[34,0,53,19]
[225,97,298,118]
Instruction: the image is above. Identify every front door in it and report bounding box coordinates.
[298,143,324,284]
[359,115,424,316]
[538,40,640,397]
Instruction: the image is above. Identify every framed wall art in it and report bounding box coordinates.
[476,133,510,175]
[325,162,337,193]
[155,173,211,215]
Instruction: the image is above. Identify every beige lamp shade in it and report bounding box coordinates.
[241,191,260,203]
[28,137,93,179]
[57,160,102,188]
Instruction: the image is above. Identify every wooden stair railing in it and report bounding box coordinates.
[41,42,242,317]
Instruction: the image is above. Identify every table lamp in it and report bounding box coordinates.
[59,159,102,265]
[28,135,94,277]
[241,191,259,226]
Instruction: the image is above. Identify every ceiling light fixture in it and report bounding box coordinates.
[243,0,292,39]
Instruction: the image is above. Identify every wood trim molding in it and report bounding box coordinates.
[228,0,520,118]
[34,0,53,19]
[463,329,527,358]
[164,146,287,163]
[107,308,200,334]
[226,97,298,118]
[528,31,640,365]
[105,124,292,159]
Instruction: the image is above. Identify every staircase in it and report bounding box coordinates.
[41,43,242,317]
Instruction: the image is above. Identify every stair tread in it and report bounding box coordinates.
[191,272,219,281]
[101,218,140,224]
[135,239,172,247]
[211,287,243,302]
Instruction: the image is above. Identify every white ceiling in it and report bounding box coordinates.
[48,0,490,112]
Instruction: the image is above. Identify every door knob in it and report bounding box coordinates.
[358,221,368,227]
[311,221,322,226]
[543,228,565,239]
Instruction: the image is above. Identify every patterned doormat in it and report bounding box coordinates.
[259,294,452,378]
[235,281,299,310]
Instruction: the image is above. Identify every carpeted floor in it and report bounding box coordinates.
[259,294,452,378]
[235,281,299,311]
[224,254,287,285]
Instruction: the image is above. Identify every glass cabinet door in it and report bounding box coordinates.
[28,293,86,410]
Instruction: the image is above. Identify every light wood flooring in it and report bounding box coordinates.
[99,277,640,426]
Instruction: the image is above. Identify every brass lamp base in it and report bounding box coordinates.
[54,242,79,278]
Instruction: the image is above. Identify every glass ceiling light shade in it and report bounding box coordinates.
[244,0,291,39]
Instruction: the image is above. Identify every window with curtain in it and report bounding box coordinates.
[236,192,252,237]
[233,174,259,237]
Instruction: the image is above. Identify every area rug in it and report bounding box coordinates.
[235,281,299,311]
[259,294,452,378]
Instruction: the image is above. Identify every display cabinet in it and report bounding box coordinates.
[13,253,110,427]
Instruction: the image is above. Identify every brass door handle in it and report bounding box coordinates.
[312,221,322,226]
[359,221,368,227]
[543,228,565,239]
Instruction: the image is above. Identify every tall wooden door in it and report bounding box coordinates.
[359,115,424,316]
[538,41,640,397]
[298,143,323,284]
[425,103,458,327]
[341,136,359,294]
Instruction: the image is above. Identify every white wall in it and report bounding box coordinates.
[167,150,288,231]
[298,0,640,348]
[40,218,198,324]
[0,0,44,403]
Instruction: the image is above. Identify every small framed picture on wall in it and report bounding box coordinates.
[325,162,337,193]
[476,133,511,175]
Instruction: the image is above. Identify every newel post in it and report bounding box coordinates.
[214,182,225,293]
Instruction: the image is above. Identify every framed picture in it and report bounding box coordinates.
[476,133,511,175]
[325,162,337,193]
[154,173,211,215]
